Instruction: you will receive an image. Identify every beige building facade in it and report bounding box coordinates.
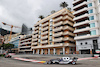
[32,8,76,55]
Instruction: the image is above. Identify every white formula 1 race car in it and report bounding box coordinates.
[47,57,78,65]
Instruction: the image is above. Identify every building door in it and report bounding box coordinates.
[93,40,98,54]
[93,40,98,50]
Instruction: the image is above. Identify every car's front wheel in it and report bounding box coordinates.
[72,61,76,65]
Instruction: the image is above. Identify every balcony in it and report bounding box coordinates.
[73,13,88,21]
[34,27,39,30]
[53,27,63,32]
[32,38,38,41]
[33,34,38,38]
[33,30,38,34]
[74,34,90,40]
[53,32,63,37]
[41,31,48,35]
[63,37,74,42]
[20,38,32,42]
[63,16,73,22]
[41,36,48,39]
[73,1,87,10]
[74,27,90,33]
[53,37,63,42]
[41,40,48,44]
[63,11,74,18]
[63,26,74,31]
[32,42,38,45]
[53,21,63,27]
[41,26,48,31]
[20,42,31,45]
[72,0,81,4]
[73,20,89,27]
[42,22,49,27]
[19,46,31,48]
[73,7,88,15]
[53,16,63,22]
[64,43,75,47]
[64,31,75,36]
[63,21,74,26]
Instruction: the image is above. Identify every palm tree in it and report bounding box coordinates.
[67,7,71,11]
[51,10,56,14]
[38,15,44,19]
[60,2,68,8]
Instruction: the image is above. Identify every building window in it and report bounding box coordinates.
[90,23,95,28]
[50,28,52,31]
[91,30,96,35]
[49,37,52,41]
[50,42,52,45]
[89,16,94,20]
[80,43,83,45]
[88,9,93,14]
[88,3,92,7]
[49,32,52,36]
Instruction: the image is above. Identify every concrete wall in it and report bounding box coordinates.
[76,37,100,51]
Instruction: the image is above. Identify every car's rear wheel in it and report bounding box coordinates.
[48,61,51,64]
[72,61,76,65]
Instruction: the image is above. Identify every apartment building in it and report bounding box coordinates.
[18,34,32,53]
[32,8,75,55]
[73,0,100,54]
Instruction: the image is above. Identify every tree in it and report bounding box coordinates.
[51,10,56,14]
[1,43,14,51]
[38,15,44,19]
[60,2,68,8]
[67,7,71,11]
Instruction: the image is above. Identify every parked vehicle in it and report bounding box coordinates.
[47,57,78,65]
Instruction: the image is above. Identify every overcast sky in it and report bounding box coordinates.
[0,0,73,33]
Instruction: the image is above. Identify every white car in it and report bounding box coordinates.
[47,57,78,65]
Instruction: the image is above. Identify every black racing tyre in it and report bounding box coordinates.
[48,61,51,64]
[72,61,76,65]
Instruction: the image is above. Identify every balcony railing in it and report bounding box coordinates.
[53,32,63,37]
[73,20,89,27]
[19,46,31,48]
[20,38,32,42]
[32,38,38,41]
[41,31,48,35]
[73,1,87,10]
[53,21,63,27]
[41,26,49,31]
[74,27,90,33]
[73,7,88,15]
[63,16,73,22]
[64,31,75,36]
[42,22,49,27]
[41,36,48,39]
[53,26,63,32]
[53,37,63,42]
[41,40,48,44]
[63,21,74,26]
[63,26,74,31]
[73,13,88,21]
[74,34,90,40]
[53,16,63,22]
[20,42,32,45]
[63,37,74,42]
